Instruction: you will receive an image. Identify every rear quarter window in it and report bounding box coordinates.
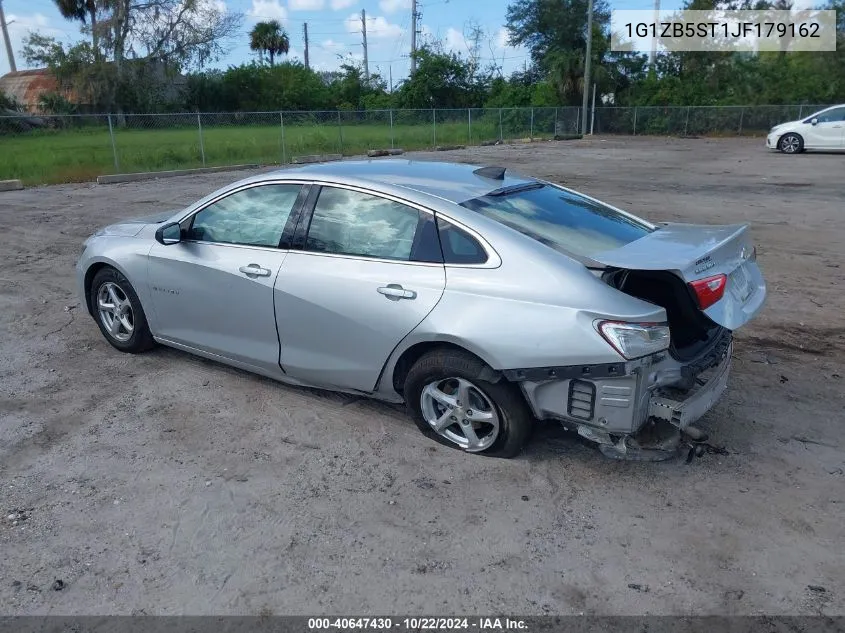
[437,219,487,265]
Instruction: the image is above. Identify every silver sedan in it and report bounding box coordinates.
[76,160,766,459]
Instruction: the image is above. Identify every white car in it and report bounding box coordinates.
[766,105,845,154]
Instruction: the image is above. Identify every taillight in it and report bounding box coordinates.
[689,274,727,309]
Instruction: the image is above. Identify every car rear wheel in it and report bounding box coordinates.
[778,133,804,154]
[404,349,533,457]
[90,267,155,353]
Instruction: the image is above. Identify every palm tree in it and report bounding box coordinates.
[249,21,290,66]
[547,49,609,105]
[53,0,101,57]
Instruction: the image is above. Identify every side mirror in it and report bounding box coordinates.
[155,222,182,245]
[810,118,819,126]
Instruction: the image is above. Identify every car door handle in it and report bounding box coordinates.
[377,284,417,300]
[239,264,272,277]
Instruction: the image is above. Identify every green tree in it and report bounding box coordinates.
[327,61,390,109]
[38,92,78,114]
[399,46,487,108]
[25,0,242,112]
[53,0,102,57]
[505,0,644,105]
[1,91,23,112]
[184,62,332,111]
[506,0,610,69]
[249,21,290,66]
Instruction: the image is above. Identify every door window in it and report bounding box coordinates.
[188,184,301,247]
[814,107,845,123]
[304,187,437,262]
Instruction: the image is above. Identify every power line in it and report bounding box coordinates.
[391,9,409,64]
[248,15,351,23]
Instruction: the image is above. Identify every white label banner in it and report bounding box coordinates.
[611,9,837,53]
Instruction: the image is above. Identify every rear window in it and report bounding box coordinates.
[460,184,652,258]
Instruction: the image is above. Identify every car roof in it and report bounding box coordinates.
[261,159,536,205]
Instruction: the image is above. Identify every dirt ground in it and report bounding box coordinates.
[1,136,843,616]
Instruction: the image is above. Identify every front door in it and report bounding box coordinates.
[274,185,446,392]
[148,183,303,374]
[804,106,845,148]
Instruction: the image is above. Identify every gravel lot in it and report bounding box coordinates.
[1,136,843,615]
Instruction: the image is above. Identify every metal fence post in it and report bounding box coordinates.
[576,109,580,135]
[530,108,534,139]
[738,107,745,136]
[107,114,120,172]
[798,104,804,118]
[389,109,394,149]
[337,110,344,154]
[468,108,472,145]
[685,106,691,136]
[197,113,206,166]
[633,107,638,136]
[432,108,436,148]
[280,112,287,164]
[499,108,503,141]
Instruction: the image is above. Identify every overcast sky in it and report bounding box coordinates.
[0,0,677,80]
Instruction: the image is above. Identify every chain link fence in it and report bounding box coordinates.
[0,104,832,185]
[592,104,829,136]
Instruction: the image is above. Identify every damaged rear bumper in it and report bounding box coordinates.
[516,332,733,458]
[648,350,731,429]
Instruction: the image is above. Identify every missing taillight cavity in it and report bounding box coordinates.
[689,274,727,310]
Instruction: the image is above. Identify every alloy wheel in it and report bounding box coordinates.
[420,377,500,452]
[97,282,134,342]
[780,134,800,154]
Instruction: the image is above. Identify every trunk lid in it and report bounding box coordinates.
[591,223,766,330]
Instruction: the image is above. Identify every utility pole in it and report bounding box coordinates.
[303,22,310,70]
[361,9,369,84]
[0,0,16,73]
[389,65,393,92]
[410,0,419,74]
[649,0,659,68]
[581,0,593,135]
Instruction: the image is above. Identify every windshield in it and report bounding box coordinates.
[460,183,653,258]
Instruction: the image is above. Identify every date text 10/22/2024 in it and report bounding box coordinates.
[307,618,529,631]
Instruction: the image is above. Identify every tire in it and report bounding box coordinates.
[89,267,155,353]
[778,133,804,154]
[404,349,533,458]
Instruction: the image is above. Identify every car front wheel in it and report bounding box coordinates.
[90,267,155,353]
[778,133,804,154]
[404,349,533,457]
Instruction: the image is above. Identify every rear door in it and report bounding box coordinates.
[147,182,305,374]
[274,184,446,392]
[803,106,845,148]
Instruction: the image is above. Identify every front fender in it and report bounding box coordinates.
[76,236,154,321]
